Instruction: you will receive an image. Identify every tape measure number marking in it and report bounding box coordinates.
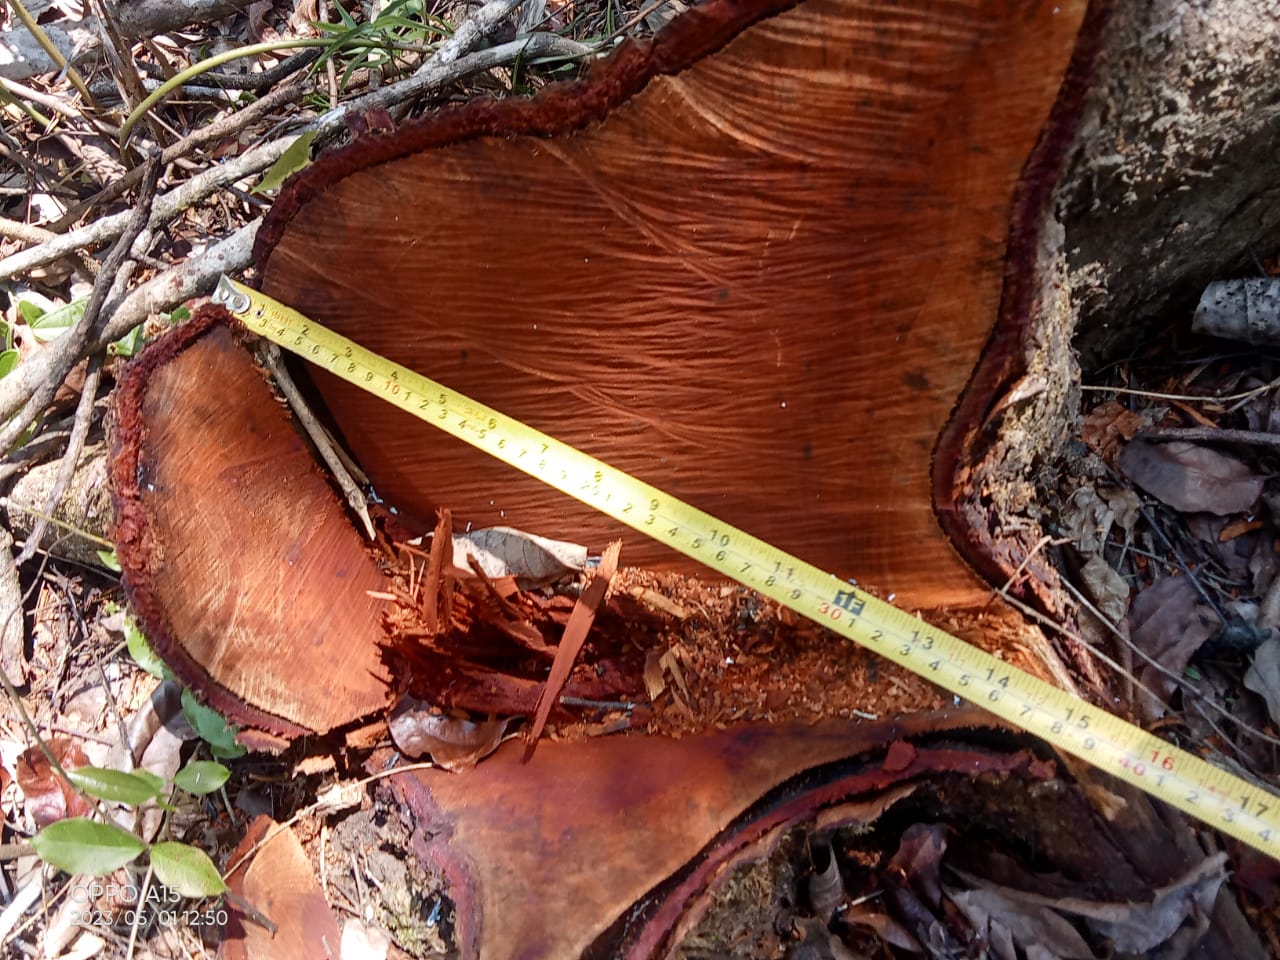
[212,275,1280,859]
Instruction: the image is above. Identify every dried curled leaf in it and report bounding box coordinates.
[1119,438,1263,515]
[389,695,510,771]
[17,738,92,827]
[1244,637,1280,726]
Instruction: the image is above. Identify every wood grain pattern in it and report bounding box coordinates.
[110,311,393,736]
[259,0,1087,610]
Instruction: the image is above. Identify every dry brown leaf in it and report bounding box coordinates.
[946,885,1093,960]
[886,822,948,908]
[223,816,342,960]
[1079,555,1130,623]
[452,526,587,586]
[246,0,278,42]
[388,696,509,771]
[790,916,865,960]
[1124,574,1219,715]
[843,903,923,952]
[806,842,845,921]
[1081,400,1146,462]
[1118,438,1263,515]
[952,853,1227,956]
[16,738,92,827]
[1244,636,1280,725]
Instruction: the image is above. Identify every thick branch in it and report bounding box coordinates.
[0,0,243,82]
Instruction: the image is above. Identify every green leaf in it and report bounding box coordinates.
[253,131,317,194]
[125,618,172,681]
[167,306,190,325]
[26,297,86,342]
[149,842,226,897]
[173,761,230,796]
[16,299,45,324]
[132,769,166,794]
[109,324,145,357]
[97,548,121,573]
[31,818,145,875]
[181,689,246,758]
[0,348,19,379]
[66,767,164,806]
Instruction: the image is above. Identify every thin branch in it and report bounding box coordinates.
[92,219,260,347]
[0,157,159,453]
[15,353,103,565]
[0,0,245,83]
[425,0,524,69]
[5,0,100,111]
[259,343,375,539]
[0,76,85,121]
[0,138,292,283]
[1140,426,1280,450]
[0,218,98,277]
[1080,378,1280,405]
[52,79,309,230]
[313,32,591,128]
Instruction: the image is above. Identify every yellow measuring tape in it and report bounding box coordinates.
[213,275,1280,859]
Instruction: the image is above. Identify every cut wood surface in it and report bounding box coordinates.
[392,709,1266,958]
[110,308,393,737]
[256,0,1089,611]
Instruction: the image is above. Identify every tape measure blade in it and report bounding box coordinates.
[217,276,1280,861]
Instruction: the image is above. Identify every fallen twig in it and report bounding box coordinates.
[0,217,97,278]
[93,220,260,346]
[259,342,376,539]
[1140,425,1280,450]
[0,156,159,453]
[0,137,291,283]
[53,79,309,230]
[427,0,525,69]
[0,0,244,83]
[4,0,99,109]
[0,528,26,684]
[15,353,103,565]
[317,32,592,125]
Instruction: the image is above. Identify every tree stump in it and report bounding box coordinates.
[109,0,1280,954]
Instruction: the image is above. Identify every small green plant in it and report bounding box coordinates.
[10,292,85,347]
[109,304,191,359]
[26,610,243,897]
[116,609,248,760]
[30,757,231,896]
[312,0,451,90]
[25,584,249,900]
[0,294,187,377]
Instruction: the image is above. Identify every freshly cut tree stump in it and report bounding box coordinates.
[107,0,1276,953]
[256,0,1092,613]
[110,309,393,740]
[113,0,1101,733]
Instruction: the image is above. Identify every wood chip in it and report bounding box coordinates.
[526,540,622,751]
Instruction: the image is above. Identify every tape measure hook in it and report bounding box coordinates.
[213,274,252,316]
